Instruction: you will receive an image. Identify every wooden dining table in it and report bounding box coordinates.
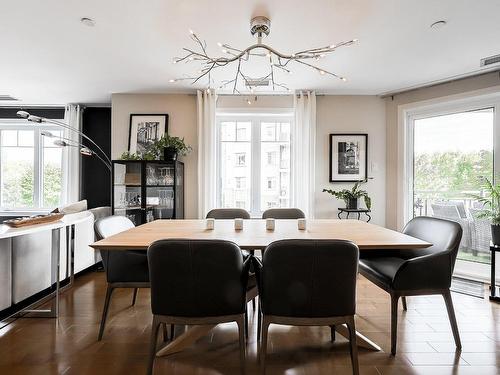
[91,219,431,356]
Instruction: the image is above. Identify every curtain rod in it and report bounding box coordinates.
[378,68,500,99]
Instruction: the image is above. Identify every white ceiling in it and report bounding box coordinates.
[1,0,499,104]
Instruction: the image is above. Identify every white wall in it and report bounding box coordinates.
[111,93,198,218]
[315,96,386,225]
[110,93,386,222]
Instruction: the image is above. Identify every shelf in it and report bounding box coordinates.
[146,185,175,188]
[114,206,142,210]
[114,183,141,187]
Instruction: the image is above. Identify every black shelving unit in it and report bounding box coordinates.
[112,160,184,225]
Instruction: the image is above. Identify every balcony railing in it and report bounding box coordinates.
[414,190,491,264]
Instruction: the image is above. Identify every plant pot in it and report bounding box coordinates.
[492,224,500,246]
[346,197,358,209]
[163,147,178,161]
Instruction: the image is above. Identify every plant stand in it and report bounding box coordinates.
[338,208,371,222]
[490,244,500,302]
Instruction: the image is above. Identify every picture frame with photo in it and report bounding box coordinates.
[128,114,169,155]
[329,133,368,182]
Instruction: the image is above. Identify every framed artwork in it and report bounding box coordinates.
[329,133,368,182]
[128,114,169,154]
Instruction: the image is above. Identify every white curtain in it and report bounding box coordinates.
[197,89,218,218]
[292,91,316,218]
[63,104,82,204]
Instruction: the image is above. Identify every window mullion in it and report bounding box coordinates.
[251,119,261,216]
[33,129,42,208]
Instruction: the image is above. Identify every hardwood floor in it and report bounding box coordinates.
[0,271,499,375]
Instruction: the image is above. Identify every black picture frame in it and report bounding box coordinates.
[329,133,368,182]
[128,114,169,154]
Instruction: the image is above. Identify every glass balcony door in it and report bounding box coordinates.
[412,108,494,265]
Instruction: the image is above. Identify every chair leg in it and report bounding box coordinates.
[443,290,462,350]
[390,294,399,356]
[98,284,114,341]
[257,305,262,342]
[401,296,407,311]
[244,306,249,340]
[170,324,175,341]
[330,325,336,342]
[260,317,270,374]
[131,288,138,306]
[346,317,359,375]
[147,316,161,375]
[162,323,168,342]
[236,314,246,374]
[252,298,256,311]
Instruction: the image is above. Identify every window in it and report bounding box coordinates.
[235,153,246,166]
[235,177,246,189]
[0,122,65,211]
[217,114,293,216]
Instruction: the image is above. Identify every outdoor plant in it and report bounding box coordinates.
[468,177,500,225]
[322,179,372,210]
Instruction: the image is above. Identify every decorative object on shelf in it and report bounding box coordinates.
[119,151,142,160]
[16,111,111,171]
[128,114,168,156]
[467,177,500,246]
[323,179,372,210]
[170,16,357,93]
[152,134,193,161]
[4,213,64,228]
[329,133,368,182]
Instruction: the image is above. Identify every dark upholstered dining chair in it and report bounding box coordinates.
[206,208,257,321]
[94,216,150,340]
[146,239,250,375]
[206,208,251,219]
[261,208,305,219]
[359,216,463,355]
[254,239,360,375]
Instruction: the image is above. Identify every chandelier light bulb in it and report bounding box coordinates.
[329,44,336,49]
[217,42,223,47]
[188,56,194,61]
[222,49,228,54]
[189,29,194,35]
[169,79,176,83]
[247,99,252,105]
[319,70,326,75]
[341,77,347,82]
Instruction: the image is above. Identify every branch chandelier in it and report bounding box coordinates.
[170,16,358,93]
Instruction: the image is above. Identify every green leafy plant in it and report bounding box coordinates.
[153,135,192,157]
[467,177,500,225]
[119,150,158,161]
[322,180,372,210]
[119,151,141,160]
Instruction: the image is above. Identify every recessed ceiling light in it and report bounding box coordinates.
[430,20,447,30]
[80,17,95,27]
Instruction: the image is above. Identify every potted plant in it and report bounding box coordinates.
[154,135,192,161]
[468,177,500,246]
[323,180,372,210]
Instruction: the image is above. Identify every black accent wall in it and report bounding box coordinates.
[80,107,111,208]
